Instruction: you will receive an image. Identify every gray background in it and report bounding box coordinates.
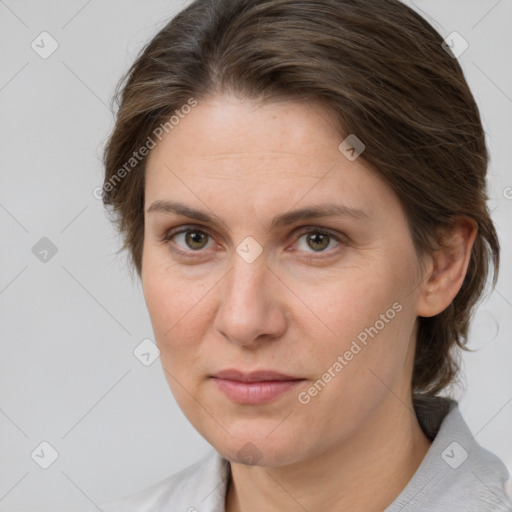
[0,1,511,510]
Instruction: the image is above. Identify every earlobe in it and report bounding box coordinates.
[416,217,478,318]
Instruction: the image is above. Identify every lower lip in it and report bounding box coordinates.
[212,378,304,405]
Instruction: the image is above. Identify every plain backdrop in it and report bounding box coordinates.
[0,1,511,510]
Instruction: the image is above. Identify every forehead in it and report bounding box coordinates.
[143,94,399,225]
[146,95,343,169]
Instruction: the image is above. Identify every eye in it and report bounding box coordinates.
[163,227,215,254]
[161,225,344,258]
[293,227,342,254]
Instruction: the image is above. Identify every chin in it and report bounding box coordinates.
[204,423,309,467]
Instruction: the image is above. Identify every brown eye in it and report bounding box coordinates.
[295,229,341,254]
[184,230,209,250]
[306,232,331,252]
[164,228,214,252]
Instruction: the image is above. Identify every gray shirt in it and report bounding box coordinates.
[96,397,512,511]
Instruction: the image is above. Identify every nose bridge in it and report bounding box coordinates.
[224,250,270,313]
[215,248,285,345]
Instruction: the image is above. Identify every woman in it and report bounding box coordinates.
[96,0,511,510]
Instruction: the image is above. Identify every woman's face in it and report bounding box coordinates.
[142,94,425,466]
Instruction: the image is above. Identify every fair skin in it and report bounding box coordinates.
[141,94,476,512]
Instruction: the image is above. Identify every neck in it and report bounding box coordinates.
[225,395,431,512]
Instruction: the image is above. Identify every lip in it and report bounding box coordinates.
[211,369,305,405]
[213,369,302,382]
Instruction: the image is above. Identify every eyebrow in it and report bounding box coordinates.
[146,200,368,231]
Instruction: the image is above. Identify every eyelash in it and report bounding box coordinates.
[160,225,345,260]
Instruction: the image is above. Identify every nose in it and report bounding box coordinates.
[213,251,288,348]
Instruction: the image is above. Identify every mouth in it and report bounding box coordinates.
[210,369,305,405]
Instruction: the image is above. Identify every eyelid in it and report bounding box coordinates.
[294,225,344,241]
[161,224,213,242]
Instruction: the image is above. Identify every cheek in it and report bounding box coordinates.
[142,270,210,414]
[142,265,208,360]
[293,262,416,398]
[291,267,401,346]
[297,311,415,442]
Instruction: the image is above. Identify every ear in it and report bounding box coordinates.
[416,217,477,318]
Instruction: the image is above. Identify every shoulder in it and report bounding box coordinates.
[94,448,230,512]
[387,397,512,512]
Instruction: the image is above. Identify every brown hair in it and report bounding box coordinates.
[102,0,499,400]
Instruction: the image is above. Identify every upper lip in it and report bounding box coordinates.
[213,369,303,382]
